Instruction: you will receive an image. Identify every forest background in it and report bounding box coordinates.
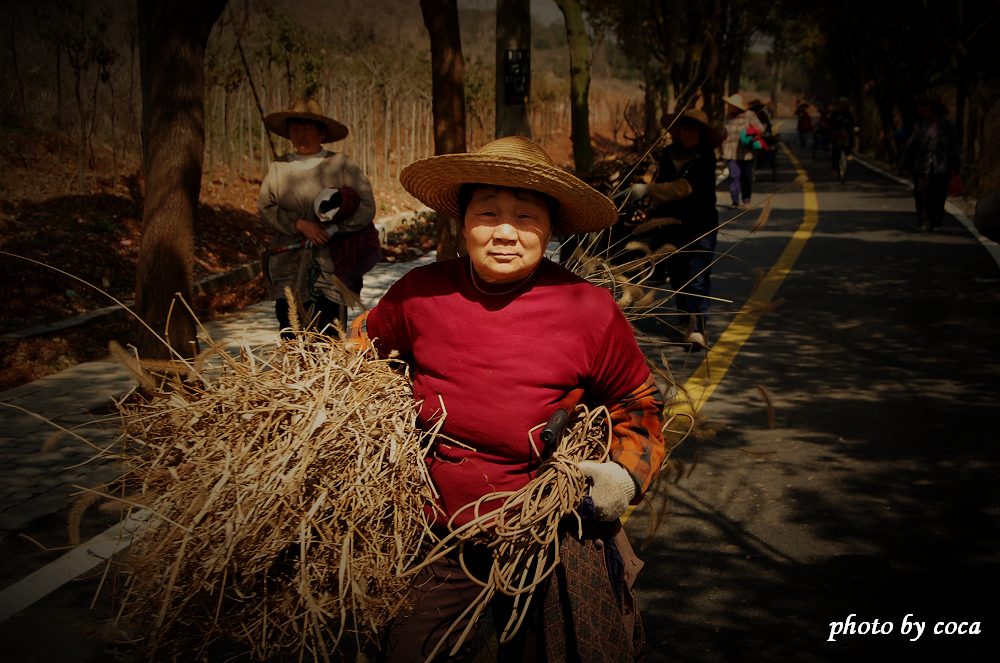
[0,0,997,388]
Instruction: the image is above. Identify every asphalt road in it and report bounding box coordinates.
[1,132,997,662]
[628,135,1000,662]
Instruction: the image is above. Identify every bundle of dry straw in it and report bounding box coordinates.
[101,331,438,660]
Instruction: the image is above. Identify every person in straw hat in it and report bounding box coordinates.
[352,135,666,660]
[720,92,766,209]
[629,108,721,349]
[258,97,380,337]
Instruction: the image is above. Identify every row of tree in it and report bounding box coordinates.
[3,0,996,360]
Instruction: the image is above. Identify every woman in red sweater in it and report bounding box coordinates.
[354,136,666,661]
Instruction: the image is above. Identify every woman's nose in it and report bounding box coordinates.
[493,221,517,240]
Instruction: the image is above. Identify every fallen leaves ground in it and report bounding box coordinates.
[0,128,435,391]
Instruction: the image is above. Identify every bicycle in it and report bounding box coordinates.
[831,126,859,183]
[812,125,830,160]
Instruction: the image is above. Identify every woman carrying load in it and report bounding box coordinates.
[352,136,667,661]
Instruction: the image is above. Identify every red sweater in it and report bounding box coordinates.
[366,257,654,526]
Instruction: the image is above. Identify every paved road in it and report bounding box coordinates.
[1,131,997,662]
[628,133,1000,662]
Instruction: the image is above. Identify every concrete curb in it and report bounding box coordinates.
[1,208,435,343]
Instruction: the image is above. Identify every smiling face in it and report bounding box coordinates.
[462,186,553,284]
[287,119,324,155]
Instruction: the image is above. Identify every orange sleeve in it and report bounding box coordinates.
[607,373,666,502]
[346,310,372,351]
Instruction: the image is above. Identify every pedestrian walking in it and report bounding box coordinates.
[721,93,766,208]
[258,97,381,337]
[899,96,962,232]
[630,108,721,349]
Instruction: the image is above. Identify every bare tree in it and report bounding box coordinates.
[554,0,593,173]
[495,0,531,138]
[135,0,226,360]
[419,0,467,260]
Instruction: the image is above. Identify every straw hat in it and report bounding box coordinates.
[660,109,722,148]
[722,93,748,111]
[399,136,617,234]
[264,97,349,143]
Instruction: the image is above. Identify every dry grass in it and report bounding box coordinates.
[95,330,439,661]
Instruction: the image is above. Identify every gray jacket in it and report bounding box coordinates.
[257,150,376,303]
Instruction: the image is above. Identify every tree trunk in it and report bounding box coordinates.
[420,0,467,260]
[135,0,226,360]
[56,42,63,130]
[6,17,26,125]
[727,47,743,96]
[495,0,531,138]
[642,67,658,145]
[554,0,593,174]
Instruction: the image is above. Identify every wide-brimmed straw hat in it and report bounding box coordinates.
[722,93,748,111]
[660,109,722,148]
[264,97,349,143]
[399,136,617,234]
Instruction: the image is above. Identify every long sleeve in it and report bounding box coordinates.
[607,373,666,501]
[258,159,301,236]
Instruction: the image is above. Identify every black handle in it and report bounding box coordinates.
[540,409,571,446]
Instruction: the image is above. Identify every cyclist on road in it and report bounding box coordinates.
[827,98,857,174]
[795,101,814,148]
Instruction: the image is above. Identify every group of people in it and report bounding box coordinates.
[792,95,965,233]
[255,98,666,660]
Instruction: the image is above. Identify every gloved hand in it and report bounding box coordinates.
[629,183,650,199]
[577,460,636,521]
[647,179,693,203]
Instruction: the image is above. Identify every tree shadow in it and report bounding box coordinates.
[626,203,1000,661]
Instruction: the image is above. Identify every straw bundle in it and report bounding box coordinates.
[105,333,438,660]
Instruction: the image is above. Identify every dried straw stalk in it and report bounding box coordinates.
[103,333,438,661]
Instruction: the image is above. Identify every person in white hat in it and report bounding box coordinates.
[258,97,379,337]
[351,136,666,661]
[720,92,766,208]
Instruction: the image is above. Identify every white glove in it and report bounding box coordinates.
[578,460,636,521]
[629,183,649,199]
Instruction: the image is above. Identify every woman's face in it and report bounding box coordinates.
[678,123,702,149]
[288,119,323,155]
[463,186,552,284]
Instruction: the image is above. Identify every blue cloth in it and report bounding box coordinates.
[728,159,754,205]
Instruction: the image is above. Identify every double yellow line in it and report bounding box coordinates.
[623,143,818,523]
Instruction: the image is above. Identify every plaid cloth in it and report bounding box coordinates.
[542,523,646,662]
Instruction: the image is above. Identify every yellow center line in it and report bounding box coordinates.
[622,141,816,524]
